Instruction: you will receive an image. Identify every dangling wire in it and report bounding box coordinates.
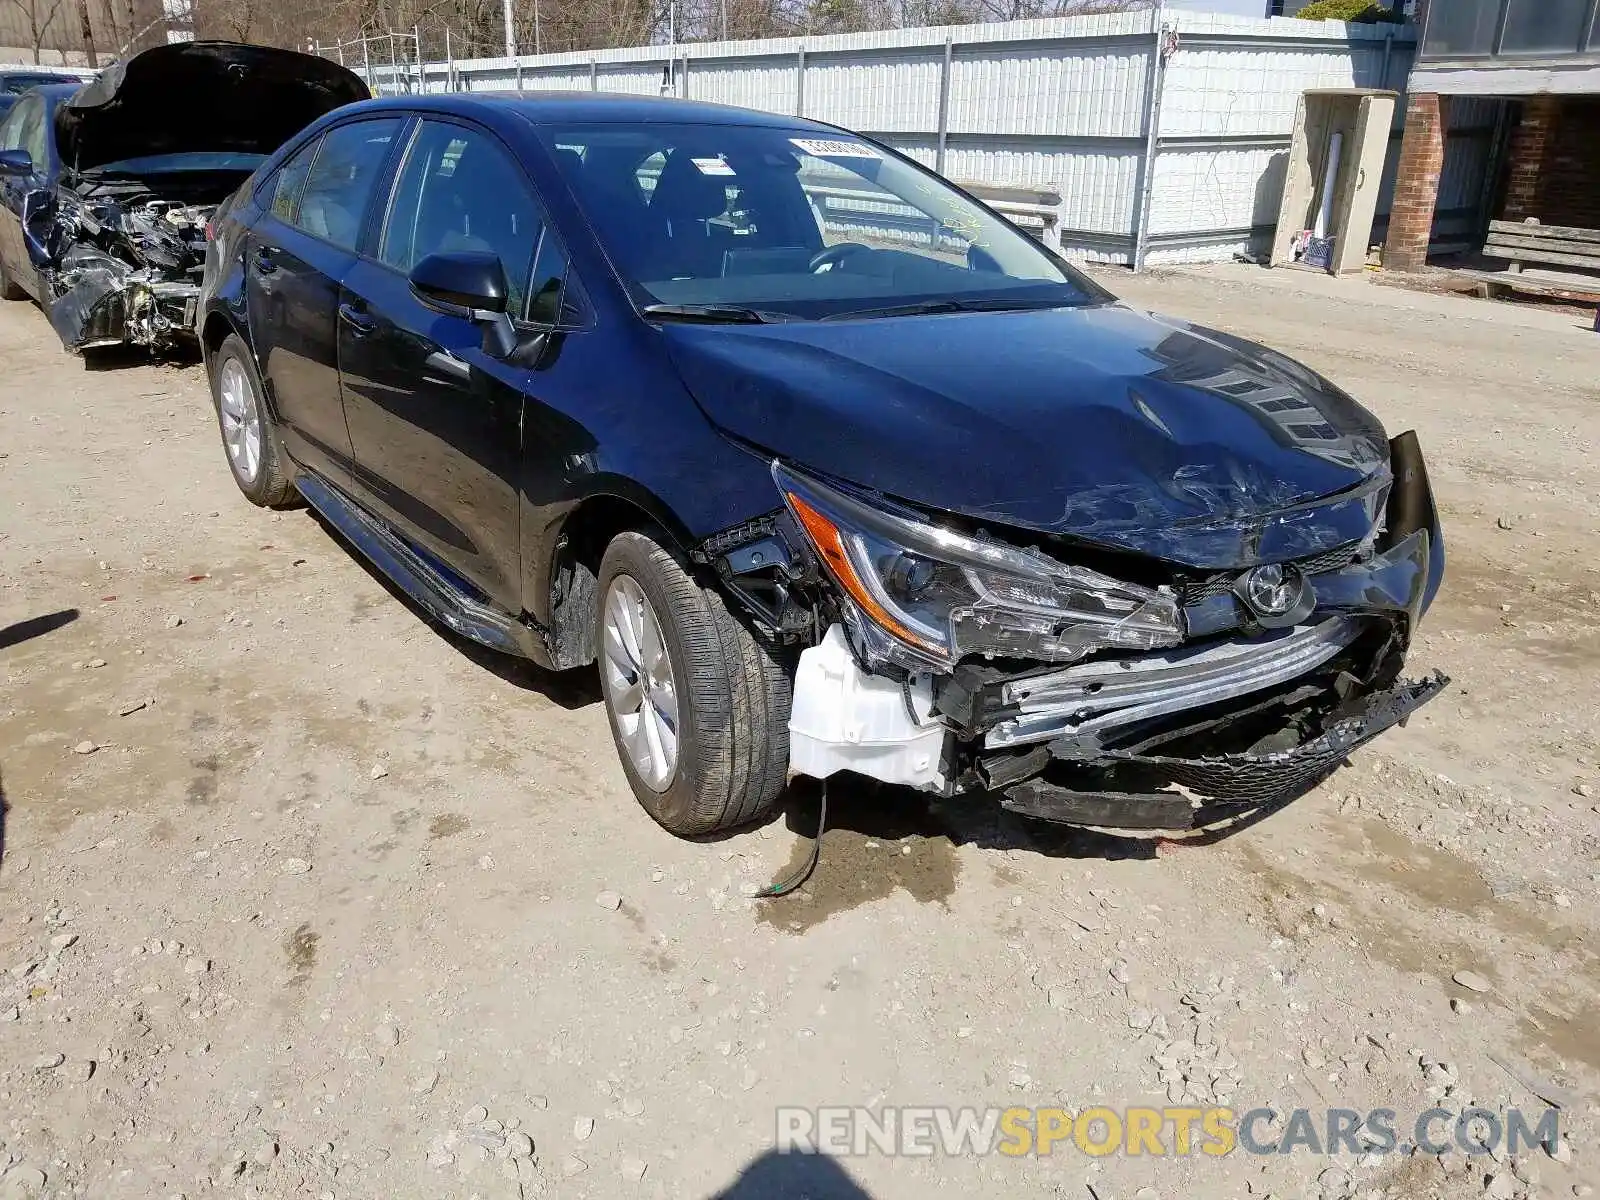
[754,780,828,899]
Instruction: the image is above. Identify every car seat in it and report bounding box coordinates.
[648,152,734,279]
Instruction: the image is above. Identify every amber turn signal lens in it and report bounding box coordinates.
[786,491,941,655]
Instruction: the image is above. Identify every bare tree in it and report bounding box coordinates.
[312,0,1151,70]
[75,0,97,66]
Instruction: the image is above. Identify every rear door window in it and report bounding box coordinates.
[269,137,321,225]
[378,119,551,322]
[292,118,402,251]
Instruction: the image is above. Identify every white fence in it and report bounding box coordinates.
[329,12,1493,268]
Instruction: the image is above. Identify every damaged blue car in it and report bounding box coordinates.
[198,92,1447,838]
[0,41,364,353]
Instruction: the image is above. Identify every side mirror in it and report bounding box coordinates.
[409,250,518,358]
[0,149,33,177]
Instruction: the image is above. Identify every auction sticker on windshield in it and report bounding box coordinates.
[790,138,880,158]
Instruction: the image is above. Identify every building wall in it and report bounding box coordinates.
[1520,98,1600,229]
[1164,0,1272,17]
[0,0,169,64]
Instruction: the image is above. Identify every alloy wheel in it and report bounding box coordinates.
[217,356,262,484]
[600,574,680,790]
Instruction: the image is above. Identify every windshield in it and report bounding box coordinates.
[1,75,63,95]
[538,121,1099,320]
[85,151,267,176]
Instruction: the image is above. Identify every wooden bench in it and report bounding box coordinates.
[1484,219,1600,278]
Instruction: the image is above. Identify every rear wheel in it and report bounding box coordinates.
[211,333,297,508]
[597,530,791,837]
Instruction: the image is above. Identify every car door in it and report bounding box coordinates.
[244,117,403,483]
[338,117,572,612]
[0,98,24,284]
[0,94,48,299]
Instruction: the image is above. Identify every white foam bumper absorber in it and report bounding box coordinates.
[788,624,948,791]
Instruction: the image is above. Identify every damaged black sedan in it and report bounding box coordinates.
[0,41,365,354]
[201,93,1446,839]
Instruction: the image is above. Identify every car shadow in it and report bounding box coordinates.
[0,765,9,874]
[761,764,1324,863]
[302,507,601,711]
[81,344,202,372]
[709,1149,875,1199]
[0,607,78,650]
[293,504,1323,857]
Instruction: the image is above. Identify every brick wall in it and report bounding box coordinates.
[1384,91,1446,272]
[1502,97,1600,231]
[1502,96,1559,222]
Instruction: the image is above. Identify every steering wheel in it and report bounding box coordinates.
[809,242,871,273]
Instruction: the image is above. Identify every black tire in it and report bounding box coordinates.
[597,530,791,837]
[0,255,27,302]
[210,332,298,509]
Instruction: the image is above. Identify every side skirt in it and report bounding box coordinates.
[295,470,546,661]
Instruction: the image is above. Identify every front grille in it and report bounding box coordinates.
[1298,541,1365,576]
[1175,541,1363,605]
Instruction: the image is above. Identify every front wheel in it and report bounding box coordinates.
[597,530,791,837]
[210,332,297,508]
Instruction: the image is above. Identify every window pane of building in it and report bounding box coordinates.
[1421,0,1501,56]
[1501,0,1588,53]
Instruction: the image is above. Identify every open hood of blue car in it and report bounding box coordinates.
[56,41,368,174]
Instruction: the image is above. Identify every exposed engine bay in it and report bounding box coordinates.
[688,432,1448,833]
[37,180,220,352]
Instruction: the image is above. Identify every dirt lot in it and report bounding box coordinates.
[1,263,1598,1200]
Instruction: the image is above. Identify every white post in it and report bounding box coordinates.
[503,0,515,57]
[1314,130,1343,240]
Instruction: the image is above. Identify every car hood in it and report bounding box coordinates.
[55,41,368,173]
[662,303,1393,570]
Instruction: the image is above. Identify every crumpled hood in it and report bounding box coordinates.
[662,303,1393,570]
[56,41,369,173]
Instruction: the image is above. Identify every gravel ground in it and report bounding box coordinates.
[1,263,1597,1200]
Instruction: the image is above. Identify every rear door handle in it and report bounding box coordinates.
[339,302,376,336]
[252,247,278,275]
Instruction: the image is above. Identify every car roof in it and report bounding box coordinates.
[349,90,840,131]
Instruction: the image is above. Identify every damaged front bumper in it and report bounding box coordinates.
[747,431,1448,831]
[997,671,1447,829]
[48,246,200,352]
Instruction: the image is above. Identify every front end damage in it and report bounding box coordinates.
[693,433,1447,831]
[34,194,212,352]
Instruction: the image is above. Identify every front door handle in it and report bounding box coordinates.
[252,247,278,275]
[338,302,376,336]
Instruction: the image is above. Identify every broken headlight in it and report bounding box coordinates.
[773,461,1183,671]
